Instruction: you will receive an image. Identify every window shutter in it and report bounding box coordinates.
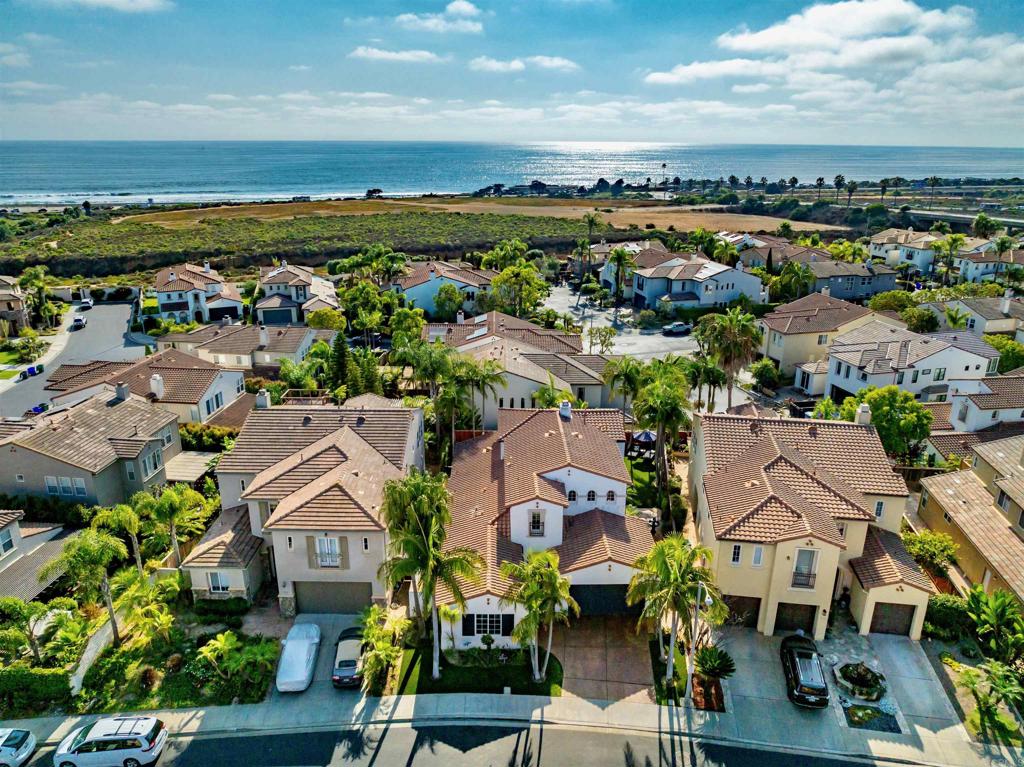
[338,537,350,570]
[306,536,318,569]
[501,614,514,637]
[462,613,474,637]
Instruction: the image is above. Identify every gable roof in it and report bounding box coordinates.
[162,324,331,357]
[0,510,24,529]
[154,262,224,293]
[396,261,498,290]
[965,375,1024,410]
[181,505,262,568]
[807,261,896,278]
[850,526,933,593]
[554,509,653,572]
[761,293,873,335]
[520,352,611,386]
[830,321,971,374]
[423,311,583,354]
[634,258,731,282]
[739,244,831,267]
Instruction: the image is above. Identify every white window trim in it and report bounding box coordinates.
[751,545,764,568]
[207,572,230,594]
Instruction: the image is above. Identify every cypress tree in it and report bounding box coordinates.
[330,332,350,390]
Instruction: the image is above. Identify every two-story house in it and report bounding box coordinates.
[689,410,930,640]
[437,404,650,648]
[0,389,181,506]
[738,244,831,271]
[206,397,424,615]
[805,261,898,302]
[598,246,686,301]
[919,435,1024,605]
[0,275,30,338]
[921,295,1024,336]
[424,311,582,355]
[157,324,335,375]
[923,373,1024,461]
[391,261,497,317]
[823,321,999,403]
[870,228,992,276]
[632,256,765,310]
[153,262,243,324]
[44,349,247,424]
[0,510,83,601]
[254,262,339,325]
[585,238,667,276]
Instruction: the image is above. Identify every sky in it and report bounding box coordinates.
[1,0,1022,146]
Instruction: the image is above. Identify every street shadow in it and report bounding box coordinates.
[402,724,536,766]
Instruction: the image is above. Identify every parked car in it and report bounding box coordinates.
[54,716,167,767]
[80,298,94,310]
[276,622,322,693]
[0,727,37,766]
[661,321,693,336]
[780,634,829,708]
[72,316,88,330]
[331,626,365,688]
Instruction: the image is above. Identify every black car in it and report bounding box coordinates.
[780,634,829,708]
[331,626,365,689]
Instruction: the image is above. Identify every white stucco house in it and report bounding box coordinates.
[632,255,766,310]
[392,261,497,317]
[153,262,243,324]
[255,262,339,325]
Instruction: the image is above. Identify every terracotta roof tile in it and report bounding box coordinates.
[0,510,24,529]
[555,509,653,572]
[761,293,872,335]
[46,349,221,404]
[182,505,262,568]
[850,526,933,593]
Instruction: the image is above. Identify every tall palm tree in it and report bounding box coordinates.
[815,177,825,200]
[534,371,575,408]
[931,233,967,287]
[141,484,208,570]
[712,308,763,409]
[788,176,798,192]
[627,535,718,684]
[833,174,845,203]
[688,227,716,258]
[608,247,637,309]
[927,176,942,207]
[758,176,768,193]
[40,530,127,646]
[879,178,888,204]
[18,265,51,328]
[944,305,970,329]
[393,338,453,447]
[633,377,691,512]
[776,261,815,301]
[580,212,602,288]
[461,356,505,435]
[437,360,473,466]
[845,180,858,209]
[604,356,645,415]
[743,176,753,197]
[92,503,146,577]
[712,240,739,267]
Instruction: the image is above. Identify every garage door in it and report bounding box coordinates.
[260,308,294,325]
[870,603,915,635]
[209,306,240,321]
[570,585,641,616]
[724,596,761,628]
[294,581,373,614]
[775,602,816,633]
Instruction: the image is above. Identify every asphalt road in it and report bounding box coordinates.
[26,723,884,767]
[0,303,146,417]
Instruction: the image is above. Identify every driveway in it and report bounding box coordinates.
[545,615,655,703]
[0,303,146,416]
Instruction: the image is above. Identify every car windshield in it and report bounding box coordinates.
[795,651,825,688]
[1,730,29,749]
[337,659,357,669]
[69,725,93,751]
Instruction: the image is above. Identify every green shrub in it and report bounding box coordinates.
[196,614,243,629]
[903,529,957,577]
[0,493,91,527]
[750,358,780,390]
[0,665,72,710]
[193,597,250,617]
[694,644,736,680]
[637,309,659,329]
[179,423,239,452]
[925,593,972,640]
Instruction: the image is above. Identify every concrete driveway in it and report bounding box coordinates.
[266,613,364,709]
[545,615,655,703]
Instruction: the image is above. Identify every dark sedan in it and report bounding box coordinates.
[331,626,365,689]
[780,634,829,708]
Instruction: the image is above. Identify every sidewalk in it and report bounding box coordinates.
[9,690,1023,767]
[0,310,74,398]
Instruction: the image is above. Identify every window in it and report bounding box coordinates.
[475,614,502,636]
[0,529,13,557]
[59,476,73,496]
[967,318,976,330]
[874,501,885,518]
[943,511,952,524]
[817,334,828,345]
[316,537,340,568]
[125,464,135,481]
[161,426,173,447]
[911,370,919,384]
[499,398,504,408]
[287,536,294,551]
[992,410,1000,420]
[15,474,23,483]
[896,371,905,384]
[73,478,87,498]
[792,549,817,588]
[731,544,742,565]
[520,398,526,409]
[957,403,969,422]
[752,546,763,567]
[844,365,850,379]
[921,489,929,506]
[568,490,577,502]
[606,490,616,502]
[236,377,244,394]
[998,490,1010,512]
[586,490,597,502]
[934,368,946,381]
[835,360,842,375]
[529,511,544,537]
[988,358,999,374]
[362,537,370,552]
[837,523,847,539]
[208,572,229,593]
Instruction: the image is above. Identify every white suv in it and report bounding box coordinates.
[55,717,167,767]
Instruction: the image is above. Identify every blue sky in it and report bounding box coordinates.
[1,0,1022,145]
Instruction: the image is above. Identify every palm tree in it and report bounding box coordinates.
[688,227,716,258]
[712,240,739,267]
[633,376,691,511]
[461,356,505,435]
[879,178,888,204]
[143,484,208,570]
[931,233,967,287]
[579,213,602,290]
[40,530,127,646]
[627,535,718,685]
[608,247,637,309]
[604,356,645,415]
[815,177,825,200]
[710,308,763,409]
[743,176,753,197]
[422,522,482,681]
[927,176,942,207]
[944,305,970,329]
[758,176,768,193]
[845,180,858,209]
[18,265,50,328]
[392,338,453,447]
[788,176,798,192]
[776,261,815,301]
[436,361,472,466]
[833,174,845,203]
[92,503,146,577]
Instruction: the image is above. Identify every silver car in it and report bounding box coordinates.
[0,728,36,767]
[54,716,167,767]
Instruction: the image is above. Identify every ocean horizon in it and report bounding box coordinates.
[1,140,1022,207]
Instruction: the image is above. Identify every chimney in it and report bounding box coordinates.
[168,270,175,281]
[559,400,572,420]
[908,226,914,233]
[456,310,465,325]
[1002,289,1012,316]
[115,381,130,401]
[220,315,231,326]
[281,259,288,268]
[854,402,872,426]
[203,260,211,273]
[255,388,271,409]
[258,325,269,347]
[149,373,165,400]
[821,286,831,297]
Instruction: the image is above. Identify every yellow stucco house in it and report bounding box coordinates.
[689,409,932,641]
[919,435,1024,603]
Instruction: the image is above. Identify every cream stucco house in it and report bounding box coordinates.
[689,410,931,640]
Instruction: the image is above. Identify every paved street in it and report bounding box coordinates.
[25,723,887,767]
[0,303,145,417]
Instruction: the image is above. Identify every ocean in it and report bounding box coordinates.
[1,141,1022,207]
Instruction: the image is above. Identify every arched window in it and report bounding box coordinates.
[606,490,616,502]
[568,490,577,502]
[586,490,597,502]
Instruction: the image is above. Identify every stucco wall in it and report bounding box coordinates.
[849,578,928,639]
[271,529,388,601]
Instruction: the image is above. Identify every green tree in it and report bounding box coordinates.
[18,265,51,328]
[388,306,426,344]
[900,306,939,333]
[944,305,970,330]
[604,356,645,415]
[634,375,691,508]
[39,530,127,646]
[707,308,763,409]
[391,338,453,447]
[305,308,347,331]
[460,356,505,434]
[608,247,637,307]
[328,332,352,392]
[967,587,1024,665]
[433,282,464,322]
[353,308,383,347]
[198,630,242,679]
[869,290,917,313]
[480,238,530,271]
[931,233,967,287]
[688,228,717,258]
[749,358,780,391]
[92,503,147,577]
[812,396,839,419]
[834,174,846,203]
[839,386,933,460]
[140,483,209,571]
[984,334,1024,374]
[587,325,617,354]
[845,180,858,208]
[490,261,549,318]
[775,261,815,301]
[973,212,999,239]
[0,596,76,663]
[533,372,576,409]
[776,221,794,239]
[711,240,739,267]
[902,529,958,577]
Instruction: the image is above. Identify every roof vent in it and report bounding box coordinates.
[559,400,572,420]
[302,415,312,426]
[356,415,366,426]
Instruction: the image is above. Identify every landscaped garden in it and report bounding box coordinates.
[394,645,563,697]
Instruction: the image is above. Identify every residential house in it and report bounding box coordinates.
[153,262,243,324]
[180,505,264,602]
[391,261,497,317]
[0,389,181,506]
[632,255,765,310]
[157,324,335,374]
[924,373,1024,461]
[424,311,582,356]
[823,321,999,403]
[689,411,930,640]
[575,239,666,278]
[0,276,30,337]
[0,511,83,601]
[805,261,898,302]
[759,293,878,379]
[738,244,831,271]
[716,232,789,251]
[255,262,339,325]
[921,295,1024,336]
[869,228,992,276]
[210,398,425,615]
[919,435,1024,604]
[599,247,687,301]
[438,404,651,648]
[44,349,247,424]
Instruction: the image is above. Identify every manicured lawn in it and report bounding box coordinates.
[0,369,18,379]
[648,636,687,705]
[626,459,662,508]
[967,709,1024,746]
[396,646,563,697]
[0,349,18,365]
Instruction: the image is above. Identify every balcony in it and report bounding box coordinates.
[282,388,331,405]
[529,524,545,537]
[791,571,816,589]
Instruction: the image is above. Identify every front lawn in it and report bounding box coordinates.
[395,645,562,697]
[0,349,18,365]
[0,369,17,379]
[648,636,686,705]
[626,459,661,508]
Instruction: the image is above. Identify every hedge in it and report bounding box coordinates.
[0,493,92,527]
[924,593,972,640]
[193,597,250,617]
[0,665,72,710]
[179,423,239,453]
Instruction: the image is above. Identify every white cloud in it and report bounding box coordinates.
[525,55,580,72]
[645,58,786,84]
[33,0,173,11]
[348,46,445,63]
[0,79,60,92]
[0,43,30,67]
[732,83,771,93]
[395,1,483,34]
[469,56,525,73]
[288,64,311,72]
[206,93,239,102]
[21,32,60,45]
[278,90,319,102]
[328,90,393,99]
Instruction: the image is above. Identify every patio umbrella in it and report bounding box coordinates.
[633,430,657,444]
